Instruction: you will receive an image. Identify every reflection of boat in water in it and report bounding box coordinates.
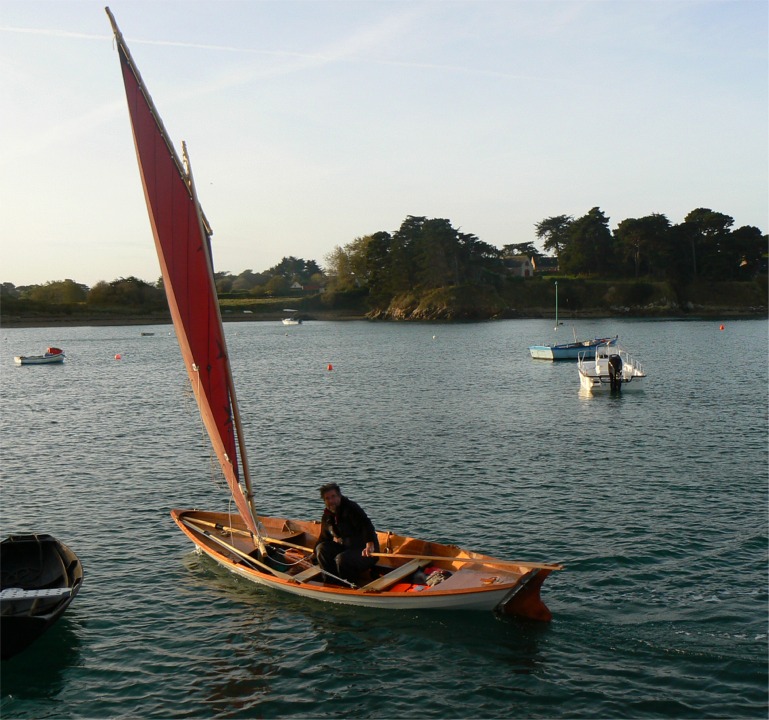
[107,7,562,618]
[14,347,65,366]
[1,534,83,660]
[282,309,302,326]
[578,342,646,393]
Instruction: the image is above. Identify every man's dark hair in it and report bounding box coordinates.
[319,482,341,497]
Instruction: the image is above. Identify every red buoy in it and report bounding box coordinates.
[327,363,333,371]
[719,324,725,331]
[115,353,122,360]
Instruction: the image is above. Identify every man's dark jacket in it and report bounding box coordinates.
[317,496,378,551]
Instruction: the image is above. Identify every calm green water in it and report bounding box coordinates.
[1,318,767,719]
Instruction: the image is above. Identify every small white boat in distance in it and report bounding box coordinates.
[282,309,302,325]
[14,347,65,366]
[578,342,646,393]
[528,282,616,360]
[529,335,618,361]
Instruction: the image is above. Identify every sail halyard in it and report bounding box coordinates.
[107,8,260,538]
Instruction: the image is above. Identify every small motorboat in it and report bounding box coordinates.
[281,309,302,326]
[578,342,646,393]
[1,534,83,660]
[14,347,65,366]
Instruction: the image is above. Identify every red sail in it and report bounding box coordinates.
[110,21,258,537]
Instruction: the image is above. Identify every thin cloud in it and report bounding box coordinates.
[0,26,106,41]
[0,17,560,85]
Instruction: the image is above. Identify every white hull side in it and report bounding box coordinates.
[578,370,645,393]
[14,355,65,366]
[200,544,515,611]
[528,346,555,360]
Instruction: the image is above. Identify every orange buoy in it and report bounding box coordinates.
[115,353,122,360]
[719,324,725,331]
[327,363,333,371]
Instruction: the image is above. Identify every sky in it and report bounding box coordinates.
[1,0,767,288]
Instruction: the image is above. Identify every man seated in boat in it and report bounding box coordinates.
[314,483,379,584]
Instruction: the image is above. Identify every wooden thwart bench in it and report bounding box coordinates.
[289,558,432,590]
[292,565,323,583]
[362,558,430,592]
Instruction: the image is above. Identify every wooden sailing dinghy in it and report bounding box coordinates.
[106,9,562,618]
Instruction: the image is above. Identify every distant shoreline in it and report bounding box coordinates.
[2,306,765,329]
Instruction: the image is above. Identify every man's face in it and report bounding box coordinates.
[322,488,342,513]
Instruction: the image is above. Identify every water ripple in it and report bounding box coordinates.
[1,319,766,719]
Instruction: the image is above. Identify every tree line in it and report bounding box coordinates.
[534,207,765,282]
[0,257,325,310]
[321,208,766,310]
[2,206,765,313]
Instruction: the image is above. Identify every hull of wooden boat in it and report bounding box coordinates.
[172,510,558,619]
[0,534,83,660]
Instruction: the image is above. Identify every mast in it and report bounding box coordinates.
[554,280,558,333]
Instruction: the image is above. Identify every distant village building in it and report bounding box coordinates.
[502,254,535,278]
[500,251,560,277]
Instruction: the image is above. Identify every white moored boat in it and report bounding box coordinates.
[528,281,618,361]
[14,347,65,366]
[282,309,302,325]
[577,342,646,393]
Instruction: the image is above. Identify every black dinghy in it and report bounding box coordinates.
[1,534,83,660]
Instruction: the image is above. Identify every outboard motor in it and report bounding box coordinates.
[608,354,623,391]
